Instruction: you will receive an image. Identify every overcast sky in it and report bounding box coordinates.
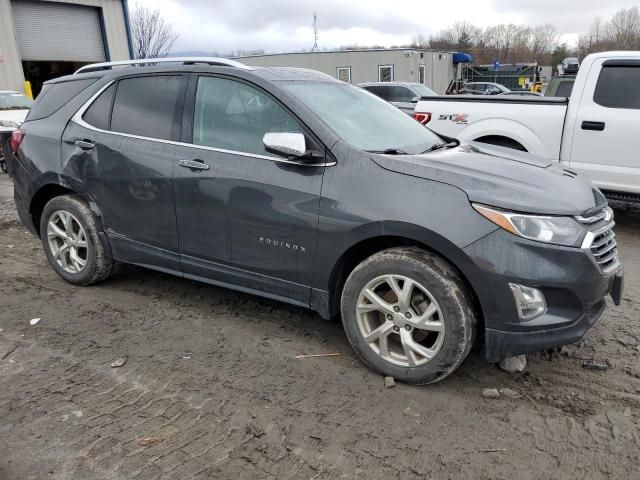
[135,0,638,54]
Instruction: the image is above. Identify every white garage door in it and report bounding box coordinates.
[11,0,106,62]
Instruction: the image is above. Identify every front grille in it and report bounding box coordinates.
[590,228,619,272]
[577,207,620,273]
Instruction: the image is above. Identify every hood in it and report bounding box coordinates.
[371,141,605,216]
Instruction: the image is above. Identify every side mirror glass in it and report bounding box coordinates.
[263,132,306,158]
[411,96,420,103]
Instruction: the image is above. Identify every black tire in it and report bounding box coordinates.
[341,247,476,384]
[40,195,114,285]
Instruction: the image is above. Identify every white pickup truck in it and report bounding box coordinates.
[414,51,640,199]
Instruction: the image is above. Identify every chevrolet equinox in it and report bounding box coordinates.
[7,58,623,384]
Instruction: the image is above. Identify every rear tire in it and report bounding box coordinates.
[341,247,476,384]
[40,195,114,285]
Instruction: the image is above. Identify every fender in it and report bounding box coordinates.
[311,220,494,325]
[456,118,549,158]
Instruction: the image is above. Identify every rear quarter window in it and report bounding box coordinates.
[594,65,640,109]
[82,83,115,130]
[26,78,98,121]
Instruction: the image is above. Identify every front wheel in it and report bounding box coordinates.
[341,247,476,384]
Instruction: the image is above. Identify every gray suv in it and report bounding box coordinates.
[359,82,437,114]
[7,58,623,384]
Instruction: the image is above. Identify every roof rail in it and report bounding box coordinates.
[74,57,251,74]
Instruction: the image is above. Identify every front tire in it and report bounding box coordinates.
[341,247,476,384]
[40,195,114,285]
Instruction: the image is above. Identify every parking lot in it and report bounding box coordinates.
[0,174,639,479]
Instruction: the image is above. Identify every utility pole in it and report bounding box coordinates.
[312,12,319,51]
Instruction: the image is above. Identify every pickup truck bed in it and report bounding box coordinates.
[414,51,640,197]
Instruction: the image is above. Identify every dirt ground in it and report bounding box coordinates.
[0,174,639,480]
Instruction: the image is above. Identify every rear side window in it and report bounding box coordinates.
[555,80,574,97]
[26,78,98,121]
[110,75,183,141]
[82,84,115,130]
[387,86,414,102]
[594,66,640,109]
[365,86,390,100]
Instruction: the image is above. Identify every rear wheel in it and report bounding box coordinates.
[40,195,114,285]
[341,247,476,384]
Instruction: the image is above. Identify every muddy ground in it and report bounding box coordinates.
[0,174,639,480]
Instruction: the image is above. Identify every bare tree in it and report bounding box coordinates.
[130,5,178,59]
[606,7,640,49]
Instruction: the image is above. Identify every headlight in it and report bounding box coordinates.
[0,120,20,129]
[473,204,586,247]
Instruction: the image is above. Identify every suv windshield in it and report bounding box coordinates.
[0,93,33,111]
[282,81,442,153]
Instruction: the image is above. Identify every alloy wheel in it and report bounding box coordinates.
[356,274,445,367]
[46,210,89,274]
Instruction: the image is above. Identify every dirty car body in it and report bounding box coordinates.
[8,60,623,381]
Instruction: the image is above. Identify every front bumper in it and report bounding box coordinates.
[462,228,622,362]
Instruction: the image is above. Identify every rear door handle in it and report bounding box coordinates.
[75,140,95,150]
[179,159,210,171]
[581,121,605,131]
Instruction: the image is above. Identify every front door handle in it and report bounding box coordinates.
[75,140,95,150]
[581,121,605,131]
[179,159,210,171]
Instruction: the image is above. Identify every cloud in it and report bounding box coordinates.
[133,0,637,52]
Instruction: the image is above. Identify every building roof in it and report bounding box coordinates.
[234,48,452,59]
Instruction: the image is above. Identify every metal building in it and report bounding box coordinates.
[0,0,132,95]
[237,49,455,94]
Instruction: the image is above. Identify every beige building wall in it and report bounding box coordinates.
[0,0,130,92]
[240,49,455,94]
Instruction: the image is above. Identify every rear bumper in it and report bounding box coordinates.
[10,151,38,235]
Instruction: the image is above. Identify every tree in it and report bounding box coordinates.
[606,7,640,49]
[130,5,178,59]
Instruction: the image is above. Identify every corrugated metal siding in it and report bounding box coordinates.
[240,50,454,94]
[0,0,130,92]
[11,0,106,61]
[0,0,26,91]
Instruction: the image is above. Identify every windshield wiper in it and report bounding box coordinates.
[366,148,410,155]
[421,141,457,154]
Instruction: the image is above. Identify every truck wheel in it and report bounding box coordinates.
[40,195,114,286]
[341,247,476,384]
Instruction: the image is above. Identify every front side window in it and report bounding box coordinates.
[193,76,302,157]
[379,65,394,82]
[412,84,437,97]
[282,81,443,154]
[110,75,182,141]
[594,65,640,109]
[337,67,351,83]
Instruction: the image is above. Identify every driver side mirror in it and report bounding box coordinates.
[411,96,420,103]
[263,132,306,158]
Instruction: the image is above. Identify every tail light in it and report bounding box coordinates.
[413,112,431,125]
[9,129,25,153]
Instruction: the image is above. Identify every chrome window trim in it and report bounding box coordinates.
[71,80,336,168]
